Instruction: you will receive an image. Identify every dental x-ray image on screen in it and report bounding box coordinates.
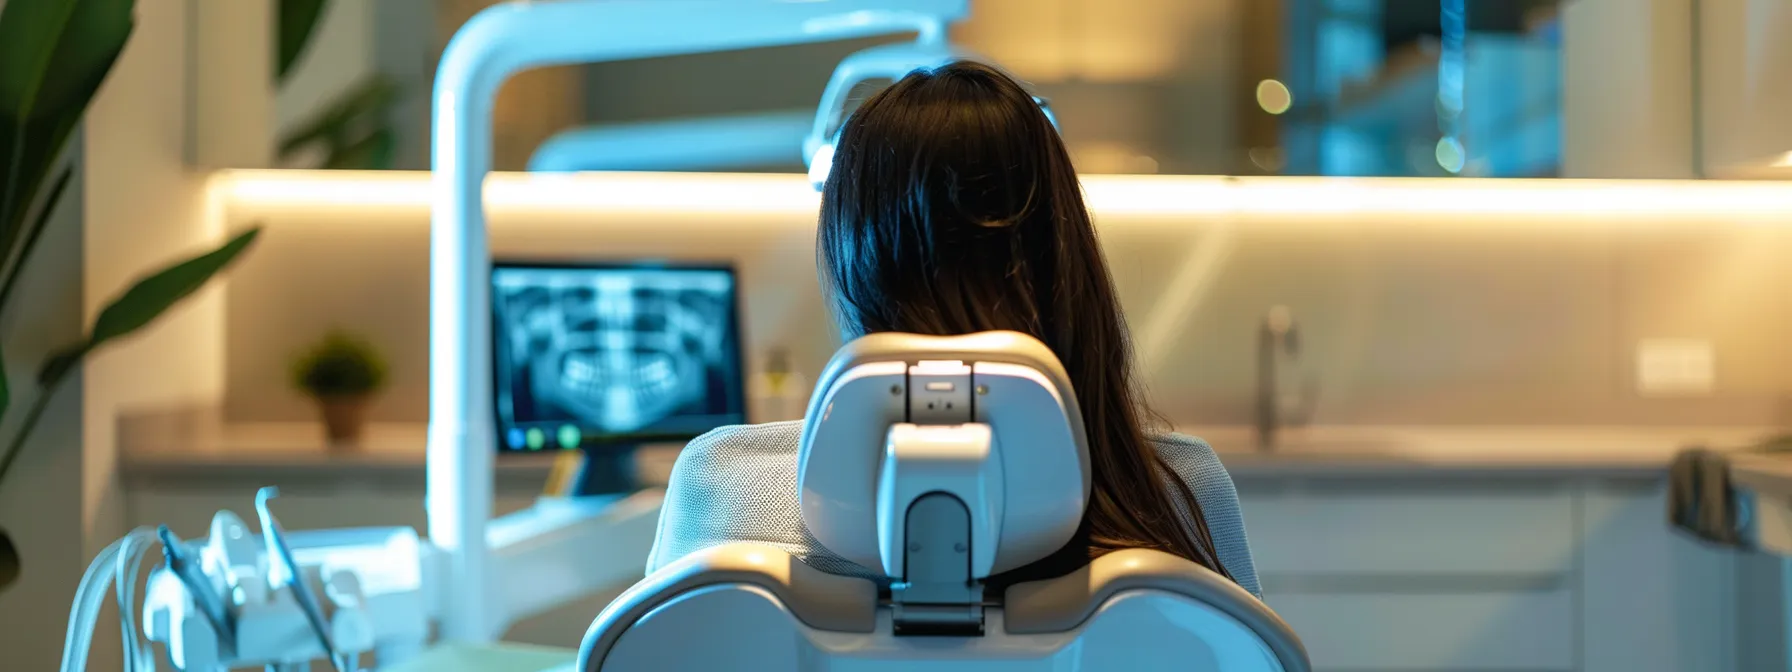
[491,263,745,452]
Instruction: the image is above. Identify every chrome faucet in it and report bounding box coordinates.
[1256,305,1313,449]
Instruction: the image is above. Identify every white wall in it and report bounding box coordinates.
[85,0,232,553]
[277,0,374,140]
[212,172,1792,430]
[1698,0,1792,175]
[0,151,89,672]
[191,0,273,168]
[372,0,437,170]
[1561,0,1697,178]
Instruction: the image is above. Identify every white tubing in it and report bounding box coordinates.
[62,528,161,672]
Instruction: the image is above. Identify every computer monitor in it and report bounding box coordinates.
[491,261,746,492]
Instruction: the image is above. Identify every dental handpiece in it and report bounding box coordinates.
[256,487,344,672]
[156,525,238,653]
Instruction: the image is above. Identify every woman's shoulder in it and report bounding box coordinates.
[1144,431,1221,460]
[676,421,804,469]
[1143,431,1232,480]
[662,421,804,505]
[687,420,804,449]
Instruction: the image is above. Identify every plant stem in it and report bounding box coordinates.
[0,167,72,316]
[0,131,28,256]
[0,374,66,492]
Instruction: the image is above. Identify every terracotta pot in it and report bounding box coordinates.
[317,395,370,448]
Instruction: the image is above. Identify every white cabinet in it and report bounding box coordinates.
[1240,479,1738,672]
[1270,590,1577,670]
[1579,484,1736,672]
[1247,486,1576,577]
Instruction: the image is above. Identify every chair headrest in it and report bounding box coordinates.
[797,331,1090,578]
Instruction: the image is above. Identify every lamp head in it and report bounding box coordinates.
[803,43,1059,191]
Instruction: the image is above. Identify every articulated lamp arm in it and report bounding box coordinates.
[428,0,969,643]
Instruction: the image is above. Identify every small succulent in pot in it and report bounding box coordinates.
[290,330,388,447]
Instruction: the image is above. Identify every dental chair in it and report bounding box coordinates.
[577,331,1310,671]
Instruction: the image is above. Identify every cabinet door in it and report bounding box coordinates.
[1268,590,1576,671]
[1580,484,1736,672]
[1241,483,1579,670]
[1242,483,1577,577]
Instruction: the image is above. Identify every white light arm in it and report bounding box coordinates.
[486,493,664,630]
[429,0,968,643]
[802,39,979,186]
[528,111,814,172]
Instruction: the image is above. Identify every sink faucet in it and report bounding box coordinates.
[1256,305,1312,449]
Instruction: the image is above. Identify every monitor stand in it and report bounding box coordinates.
[572,445,639,497]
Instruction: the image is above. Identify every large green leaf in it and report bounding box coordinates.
[0,528,17,594]
[39,227,262,384]
[277,0,330,84]
[0,0,135,272]
[88,227,262,349]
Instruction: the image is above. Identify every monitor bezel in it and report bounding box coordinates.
[488,258,749,453]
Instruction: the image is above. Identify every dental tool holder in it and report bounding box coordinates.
[132,488,661,671]
[142,513,430,671]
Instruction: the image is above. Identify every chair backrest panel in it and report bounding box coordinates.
[579,332,1310,672]
[579,543,879,670]
[582,543,1309,672]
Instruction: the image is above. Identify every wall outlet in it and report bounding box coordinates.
[1636,339,1715,397]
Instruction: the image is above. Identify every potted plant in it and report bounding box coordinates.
[290,330,387,447]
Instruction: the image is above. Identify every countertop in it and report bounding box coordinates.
[117,410,1781,486]
[1201,425,1775,479]
[116,412,677,489]
[1728,450,1792,498]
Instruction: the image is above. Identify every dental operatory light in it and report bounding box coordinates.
[802,39,1061,190]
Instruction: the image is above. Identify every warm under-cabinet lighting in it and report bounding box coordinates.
[210,170,823,214]
[212,170,1792,223]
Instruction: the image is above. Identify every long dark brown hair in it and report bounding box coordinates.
[816,60,1232,582]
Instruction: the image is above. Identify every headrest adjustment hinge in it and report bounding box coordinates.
[889,492,985,636]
